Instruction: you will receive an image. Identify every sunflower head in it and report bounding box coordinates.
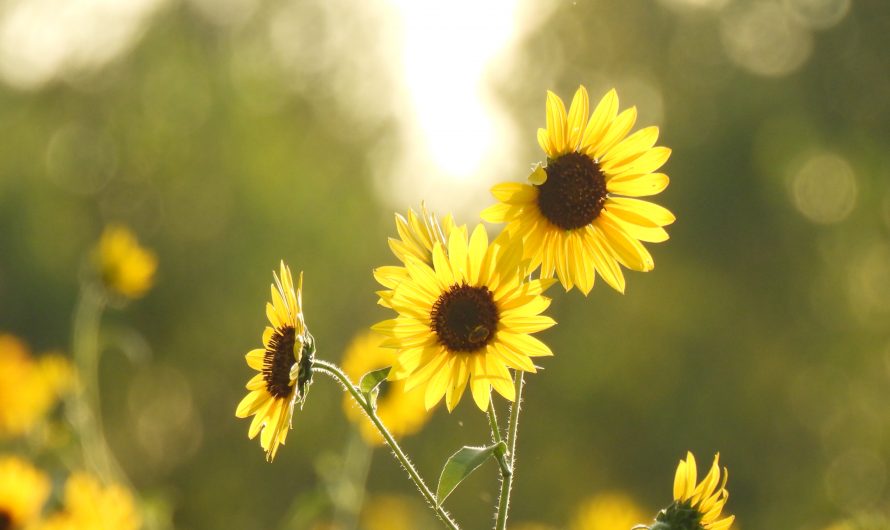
[93,224,157,299]
[0,455,50,529]
[482,85,674,295]
[341,331,431,445]
[373,223,556,412]
[235,262,313,461]
[374,204,460,308]
[652,452,734,530]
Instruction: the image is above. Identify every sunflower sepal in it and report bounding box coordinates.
[435,441,507,506]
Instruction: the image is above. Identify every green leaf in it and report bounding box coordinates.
[359,366,391,395]
[436,442,505,505]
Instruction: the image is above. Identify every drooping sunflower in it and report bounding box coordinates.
[94,224,157,299]
[38,472,141,530]
[571,492,647,530]
[0,455,50,529]
[373,224,556,411]
[0,334,73,439]
[482,86,675,294]
[341,331,431,445]
[653,452,734,530]
[374,204,459,308]
[235,262,314,461]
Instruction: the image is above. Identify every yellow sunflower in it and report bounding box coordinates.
[482,86,675,294]
[374,204,459,308]
[373,224,556,412]
[0,455,50,529]
[94,224,157,299]
[39,472,141,530]
[341,331,431,445]
[571,492,647,530]
[0,334,73,439]
[235,262,313,461]
[653,452,734,530]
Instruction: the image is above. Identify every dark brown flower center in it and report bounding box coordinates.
[430,284,499,352]
[0,511,12,530]
[536,152,608,230]
[263,326,298,399]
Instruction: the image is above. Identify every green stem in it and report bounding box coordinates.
[312,360,461,530]
[486,396,511,476]
[69,286,127,485]
[494,371,524,530]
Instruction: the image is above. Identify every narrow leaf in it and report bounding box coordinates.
[359,366,392,395]
[436,442,504,505]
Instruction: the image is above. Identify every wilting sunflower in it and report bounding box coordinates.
[94,224,157,299]
[373,224,555,411]
[341,331,431,445]
[235,262,314,461]
[482,86,675,294]
[374,204,459,308]
[653,452,734,530]
[571,492,647,530]
[0,455,50,529]
[0,334,73,439]
[39,472,141,530]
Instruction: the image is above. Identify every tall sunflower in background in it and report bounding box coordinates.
[341,331,431,445]
[374,204,459,308]
[483,86,674,294]
[93,224,157,299]
[571,492,647,530]
[373,224,555,411]
[0,456,50,529]
[235,262,313,461]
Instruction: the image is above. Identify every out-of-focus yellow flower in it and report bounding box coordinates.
[653,452,734,530]
[373,225,556,412]
[360,495,422,530]
[341,331,431,445]
[39,473,141,530]
[0,334,74,438]
[0,455,50,528]
[482,86,674,295]
[94,224,157,299]
[571,492,648,530]
[235,262,313,461]
[510,523,558,530]
[374,204,459,309]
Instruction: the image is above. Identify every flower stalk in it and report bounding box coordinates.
[494,370,524,530]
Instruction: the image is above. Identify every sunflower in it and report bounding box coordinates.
[482,86,675,294]
[94,224,157,299]
[0,334,73,439]
[0,455,50,529]
[235,262,314,461]
[374,204,459,308]
[571,492,647,530]
[653,452,734,530]
[373,224,555,411]
[39,472,141,530]
[341,331,431,445]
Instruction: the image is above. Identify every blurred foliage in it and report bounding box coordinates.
[2,0,890,529]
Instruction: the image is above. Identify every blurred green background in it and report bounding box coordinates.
[2,0,889,528]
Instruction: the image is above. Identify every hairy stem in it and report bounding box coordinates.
[486,396,511,476]
[494,371,524,530]
[312,360,460,530]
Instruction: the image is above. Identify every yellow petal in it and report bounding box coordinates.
[565,85,590,151]
[491,183,537,204]
[592,106,637,160]
[545,90,568,156]
[606,173,670,197]
[580,88,618,153]
[608,197,676,227]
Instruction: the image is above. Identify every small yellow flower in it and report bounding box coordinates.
[0,455,50,528]
[360,495,424,530]
[94,224,157,299]
[571,492,647,530]
[373,224,556,412]
[235,262,313,461]
[341,331,431,445]
[374,204,459,308]
[0,334,73,439]
[653,452,734,530]
[483,86,674,294]
[39,472,141,530]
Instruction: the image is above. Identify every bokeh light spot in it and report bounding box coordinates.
[721,2,813,77]
[789,152,857,224]
[783,0,851,30]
